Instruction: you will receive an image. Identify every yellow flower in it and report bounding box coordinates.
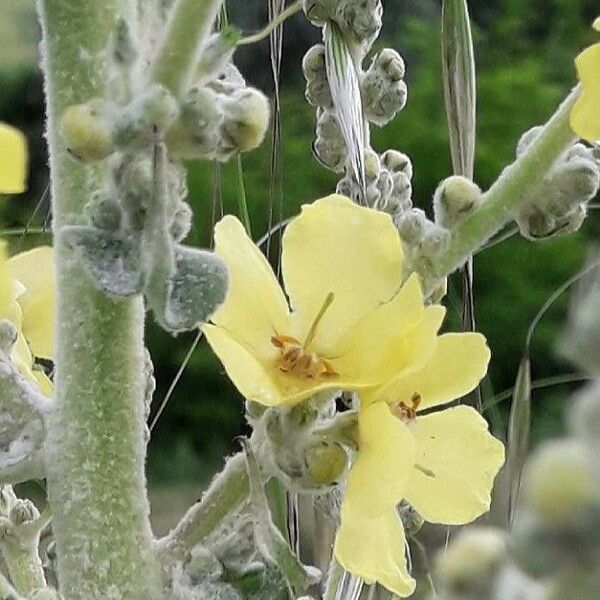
[0,243,54,394]
[203,194,446,406]
[334,346,505,596]
[0,123,28,194]
[570,18,600,142]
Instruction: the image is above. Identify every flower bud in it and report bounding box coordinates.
[435,527,507,596]
[61,101,114,162]
[362,48,407,126]
[221,88,270,154]
[516,126,543,157]
[396,208,428,245]
[380,149,413,179]
[303,44,332,109]
[169,201,193,242]
[304,440,348,486]
[522,439,597,525]
[113,84,179,148]
[185,545,223,581]
[335,0,383,50]
[84,191,122,231]
[397,501,423,537]
[303,0,334,25]
[434,175,482,228]
[313,109,347,172]
[570,382,600,443]
[195,29,239,83]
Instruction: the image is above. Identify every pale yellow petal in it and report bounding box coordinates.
[203,324,282,406]
[571,42,600,142]
[334,505,416,598]
[336,276,446,388]
[334,402,416,597]
[404,405,505,525]
[281,195,403,352]
[211,216,290,360]
[8,246,55,359]
[369,332,490,409]
[0,123,27,194]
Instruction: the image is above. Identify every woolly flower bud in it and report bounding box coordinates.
[397,501,423,537]
[303,0,334,25]
[522,439,597,525]
[304,441,348,486]
[303,44,332,109]
[380,149,413,179]
[313,109,347,172]
[195,29,238,83]
[335,0,383,50]
[570,382,600,444]
[434,175,482,228]
[396,208,428,245]
[221,88,270,154]
[435,527,507,596]
[84,191,122,231]
[516,126,543,157]
[362,49,407,126]
[61,101,114,162]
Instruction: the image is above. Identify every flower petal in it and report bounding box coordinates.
[334,506,416,598]
[404,405,505,525]
[571,42,600,143]
[203,324,282,406]
[336,276,446,387]
[8,247,55,359]
[334,402,416,596]
[0,123,27,194]
[211,215,290,360]
[281,195,403,352]
[369,332,490,410]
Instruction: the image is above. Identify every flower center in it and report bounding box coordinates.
[271,292,339,380]
[391,392,421,424]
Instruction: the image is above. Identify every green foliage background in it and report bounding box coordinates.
[1,0,599,486]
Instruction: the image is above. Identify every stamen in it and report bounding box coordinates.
[303,291,335,348]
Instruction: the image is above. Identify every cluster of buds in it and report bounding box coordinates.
[515,129,600,240]
[302,0,413,218]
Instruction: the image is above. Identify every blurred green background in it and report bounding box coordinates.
[1,0,599,497]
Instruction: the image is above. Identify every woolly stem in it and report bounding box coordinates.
[37,0,162,598]
[151,0,223,95]
[2,542,46,596]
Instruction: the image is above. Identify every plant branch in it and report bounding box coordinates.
[238,0,303,46]
[157,452,249,560]
[2,541,46,596]
[152,0,224,95]
[421,87,580,293]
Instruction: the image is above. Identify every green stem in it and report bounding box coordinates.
[3,542,45,596]
[422,87,580,292]
[238,0,303,46]
[152,0,224,95]
[38,1,162,598]
[236,155,252,236]
[157,452,249,560]
[0,571,24,600]
[323,557,344,600]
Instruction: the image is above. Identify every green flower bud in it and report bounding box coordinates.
[84,191,122,231]
[304,441,348,486]
[434,175,482,228]
[113,84,179,148]
[221,88,270,154]
[522,439,597,525]
[435,527,507,596]
[61,101,114,162]
[380,149,413,179]
[362,48,407,126]
[303,44,332,109]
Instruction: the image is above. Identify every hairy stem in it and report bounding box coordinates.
[157,452,249,560]
[422,87,580,292]
[152,0,223,95]
[38,0,162,598]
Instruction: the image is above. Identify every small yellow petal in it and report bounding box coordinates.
[369,332,490,409]
[211,215,290,361]
[404,405,505,525]
[8,247,55,359]
[334,402,416,596]
[0,123,28,194]
[571,42,600,142]
[282,195,403,352]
